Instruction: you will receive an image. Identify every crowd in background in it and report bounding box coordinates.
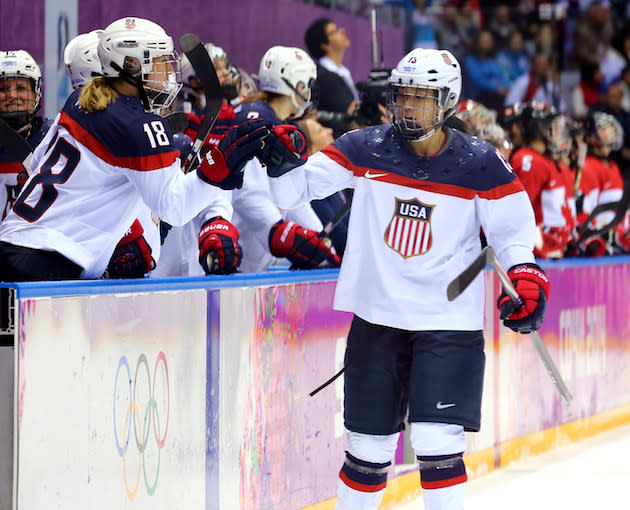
[1,1,630,283]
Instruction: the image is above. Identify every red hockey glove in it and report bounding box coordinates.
[497,263,550,333]
[269,220,340,269]
[197,117,271,190]
[258,124,308,177]
[198,216,242,274]
[107,219,155,278]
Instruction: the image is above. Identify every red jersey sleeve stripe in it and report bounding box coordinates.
[421,474,468,490]
[59,111,179,171]
[321,145,358,173]
[339,471,387,493]
[0,162,26,174]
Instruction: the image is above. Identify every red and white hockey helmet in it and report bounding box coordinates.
[0,49,42,124]
[387,48,462,141]
[98,17,182,111]
[258,46,316,117]
[64,30,103,90]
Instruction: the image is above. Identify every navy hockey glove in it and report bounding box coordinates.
[198,216,242,274]
[197,117,271,190]
[497,263,550,333]
[107,219,155,279]
[258,124,308,178]
[269,220,340,269]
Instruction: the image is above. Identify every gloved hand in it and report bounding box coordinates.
[497,263,550,333]
[197,117,271,189]
[258,124,308,177]
[269,220,340,269]
[107,219,155,278]
[198,216,242,274]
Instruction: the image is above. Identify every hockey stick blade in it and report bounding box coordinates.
[179,34,223,173]
[164,112,189,134]
[0,117,33,172]
[446,246,492,301]
[485,247,573,406]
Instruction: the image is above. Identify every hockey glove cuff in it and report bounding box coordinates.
[198,216,242,274]
[497,263,550,333]
[269,220,340,269]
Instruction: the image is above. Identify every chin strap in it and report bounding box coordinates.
[110,62,151,111]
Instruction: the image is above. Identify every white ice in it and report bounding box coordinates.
[396,423,630,509]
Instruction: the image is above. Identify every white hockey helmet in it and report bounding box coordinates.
[258,46,316,116]
[98,17,182,111]
[180,42,228,84]
[387,48,462,141]
[0,50,42,125]
[64,30,103,90]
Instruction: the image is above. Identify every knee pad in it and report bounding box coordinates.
[345,430,400,464]
[417,452,467,490]
[409,422,465,456]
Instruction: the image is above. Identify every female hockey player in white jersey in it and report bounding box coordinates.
[239,48,550,510]
[0,17,260,281]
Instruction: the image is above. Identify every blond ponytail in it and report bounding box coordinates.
[78,77,118,112]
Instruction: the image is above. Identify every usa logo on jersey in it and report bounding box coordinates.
[384,198,434,258]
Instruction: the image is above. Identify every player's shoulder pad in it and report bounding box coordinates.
[332,124,390,156]
[455,130,517,186]
[233,99,280,125]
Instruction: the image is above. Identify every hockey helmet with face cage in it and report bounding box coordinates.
[98,17,182,111]
[64,30,103,90]
[585,111,623,153]
[258,46,317,118]
[387,48,462,141]
[0,49,42,127]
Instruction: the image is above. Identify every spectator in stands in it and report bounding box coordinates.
[304,17,359,138]
[456,0,481,48]
[433,0,468,60]
[570,62,604,120]
[505,51,562,109]
[497,30,530,86]
[572,2,614,69]
[487,4,517,50]
[463,29,509,111]
[407,0,438,51]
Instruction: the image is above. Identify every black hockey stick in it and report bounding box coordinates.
[446,246,492,301]
[179,34,223,173]
[164,111,189,134]
[447,246,573,406]
[577,176,630,240]
[0,118,33,173]
[318,190,353,240]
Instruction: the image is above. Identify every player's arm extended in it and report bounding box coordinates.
[476,152,538,269]
[269,149,356,210]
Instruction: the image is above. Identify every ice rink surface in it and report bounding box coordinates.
[396,423,630,509]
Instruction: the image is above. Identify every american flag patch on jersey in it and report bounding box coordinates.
[384,198,434,258]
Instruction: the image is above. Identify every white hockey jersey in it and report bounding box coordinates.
[0,89,230,279]
[270,125,537,331]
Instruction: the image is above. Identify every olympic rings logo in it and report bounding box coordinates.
[113,352,170,501]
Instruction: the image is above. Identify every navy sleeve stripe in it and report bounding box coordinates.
[59,112,179,171]
[322,145,524,200]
